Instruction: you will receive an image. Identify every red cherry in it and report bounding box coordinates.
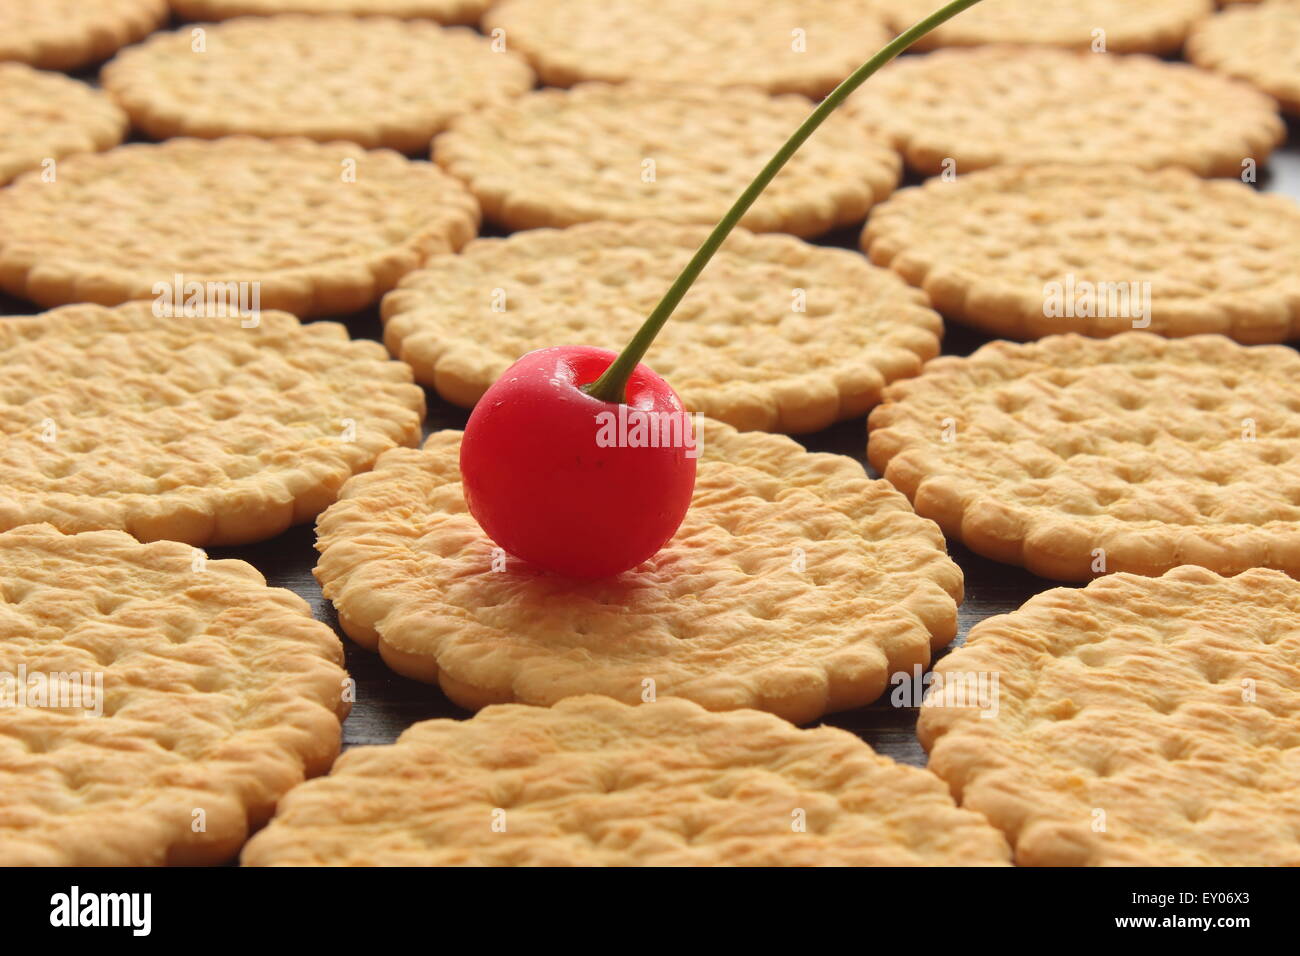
[460,346,698,579]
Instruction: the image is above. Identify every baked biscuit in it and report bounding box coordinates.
[315,423,963,725]
[483,0,889,97]
[867,332,1300,582]
[1188,0,1300,115]
[103,16,534,153]
[381,221,943,433]
[0,137,479,317]
[876,0,1212,54]
[0,64,127,187]
[0,302,425,546]
[434,83,899,237]
[847,48,1284,178]
[0,524,349,865]
[862,165,1300,343]
[0,0,166,71]
[918,567,1300,866]
[243,695,1012,866]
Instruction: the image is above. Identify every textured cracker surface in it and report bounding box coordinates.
[1189,0,1300,115]
[0,64,127,187]
[433,82,900,237]
[243,695,1011,866]
[0,302,425,546]
[483,0,888,97]
[848,48,1284,178]
[0,137,480,317]
[918,567,1300,866]
[315,424,962,725]
[0,524,349,865]
[380,222,943,434]
[168,0,490,23]
[867,332,1300,582]
[0,0,165,70]
[863,165,1300,343]
[879,0,1212,54]
[103,17,534,153]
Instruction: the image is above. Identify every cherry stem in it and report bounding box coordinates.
[584,0,986,404]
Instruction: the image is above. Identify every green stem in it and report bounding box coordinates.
[584,0,985,404]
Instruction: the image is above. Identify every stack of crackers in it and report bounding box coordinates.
[0,0,1297,867]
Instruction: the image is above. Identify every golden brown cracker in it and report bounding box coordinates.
[878,0,1212,54]
[483,0,889,97]
[0,136,480,317]
[381,221,942,433]
[0,64,126,187]
[433,82,899,237]
[0,302,425,546]
[0,0,166,70]
[103,16,534,153]
[868,332,1300,582]
[1189,0,1300,115]
[244,695,1011,866]
[848,47,1283,178]
[862,165,1300,343]
[0,523,349,865]
[315,423,962,725]
[918,567,1300,866]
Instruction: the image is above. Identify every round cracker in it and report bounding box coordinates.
[315,423,962,725]
[0,136,480,317]
[0,64,126,187]
[102,16,534,153]
[1188,0,1300,115]
[862,164,1300,343]
[381,221,943,434]
[433,82,900,237]
[918,566,1300,866]
[483,0,889,97]
[243,695,1011,866]
[867,332,1300,582]
[168,0,489,23]
[0,0,166,70]
[877,0,1212,54]
[847,48,1284,178]
[0,301,425,546]
[0,523,349,865]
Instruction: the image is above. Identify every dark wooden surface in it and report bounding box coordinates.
[3,62,1296,769]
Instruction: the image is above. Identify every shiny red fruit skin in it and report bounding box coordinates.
[459,346,698,579]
